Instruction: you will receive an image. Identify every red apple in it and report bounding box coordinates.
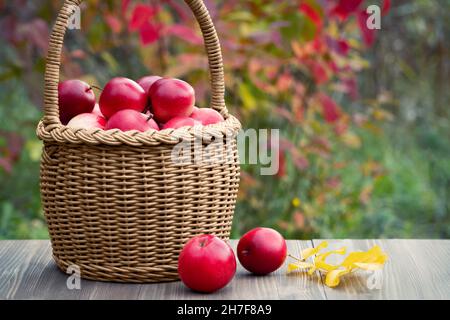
[137,75,162,94]
[99,77,147,118]
[190,107,224,125]
[106,109,159,132]
[141,114,160,131]
[92,103,103,117]
[58,80,96,125]
[178,234,236,293]
[150,78,195,123]
[67,113,106,130]
[162,116,200,130]
[237,227,287,275]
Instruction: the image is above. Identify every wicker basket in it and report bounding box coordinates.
[37,0,241,283]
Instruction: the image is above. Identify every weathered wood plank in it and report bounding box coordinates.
[312,239,450,300]
[0,241,47,299]
[0,241,144,300]
[1,240,86,300]
[137,240,326,300]
[137,240,284,300]
[1,240,449,300]
[274,240,327,300]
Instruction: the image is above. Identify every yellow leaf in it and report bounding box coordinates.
[239,82,257,111]
[26,140,42,162]
[301,241,328,260]
[307,266,317,275]
[323,245,388,288]
[287,262,314,273]
[373,108,394,121]
[327,21,339,38]
[314,247,347,272]
[325,269,350,288]
[341,245,388,271]
[292,197,301,207]
[101,52,119,73]
[288,243,388,288]
[341,131,362,149]
[348,38,361,49]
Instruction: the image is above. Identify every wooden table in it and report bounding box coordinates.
[0,240,449,300]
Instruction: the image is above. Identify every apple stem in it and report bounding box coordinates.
[288,254,303,262]
[90,85,103,92]
[146,113,154,122]
[143,103,153,115]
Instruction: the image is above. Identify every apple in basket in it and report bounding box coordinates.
[178,235,236,293]
[137,75,162,95]
[190,107,224,126]
[99,77,147,118]
[91,103,103,117]
[106,109,159,132]
[150,78,195,123]
[67,113,107,130]
[58,79,96,125]
[237,227,287,275]
[162,116,201,130]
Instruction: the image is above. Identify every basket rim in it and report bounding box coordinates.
[37,113,241,147]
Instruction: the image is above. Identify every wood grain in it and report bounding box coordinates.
[0,240,449,300]
[136,240,325,300]
[275,240,326,300]
[312,239,450,300]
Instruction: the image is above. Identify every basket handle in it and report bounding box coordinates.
[43,0,227,130]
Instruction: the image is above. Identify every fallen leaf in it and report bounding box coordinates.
[325,269,351,287]
[301,241,328,260]
[287,242,388,288]
[288,262,314,272]
[314,247,347,272]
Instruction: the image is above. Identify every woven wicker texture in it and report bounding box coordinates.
[38,0,241,283]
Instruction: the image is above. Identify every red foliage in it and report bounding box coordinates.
[310,61,329,85]
[105,14,122,34]
[128,4,158,31]
[317,93,341,123]
[336,39,350,55]
[128,4,157,31]
[299,2,323,33]
[165,24,203,45]
[342,77,359,100]
[122,0,131,14]
[357,10,376,47]
[325,36,350,56]
[139,21,161,46]
[382,0,392,15]
[279,138,309,171]
[276,151,287,179]
[330,0,364,21]
[126,3,162,46]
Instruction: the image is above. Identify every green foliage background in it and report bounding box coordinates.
[0,0,449,239]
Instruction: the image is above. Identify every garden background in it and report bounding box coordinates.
[0,0,449,240]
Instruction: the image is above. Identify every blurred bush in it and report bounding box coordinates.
[0,0,448,239]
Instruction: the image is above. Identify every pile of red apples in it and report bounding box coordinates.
[59,77,225,131]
